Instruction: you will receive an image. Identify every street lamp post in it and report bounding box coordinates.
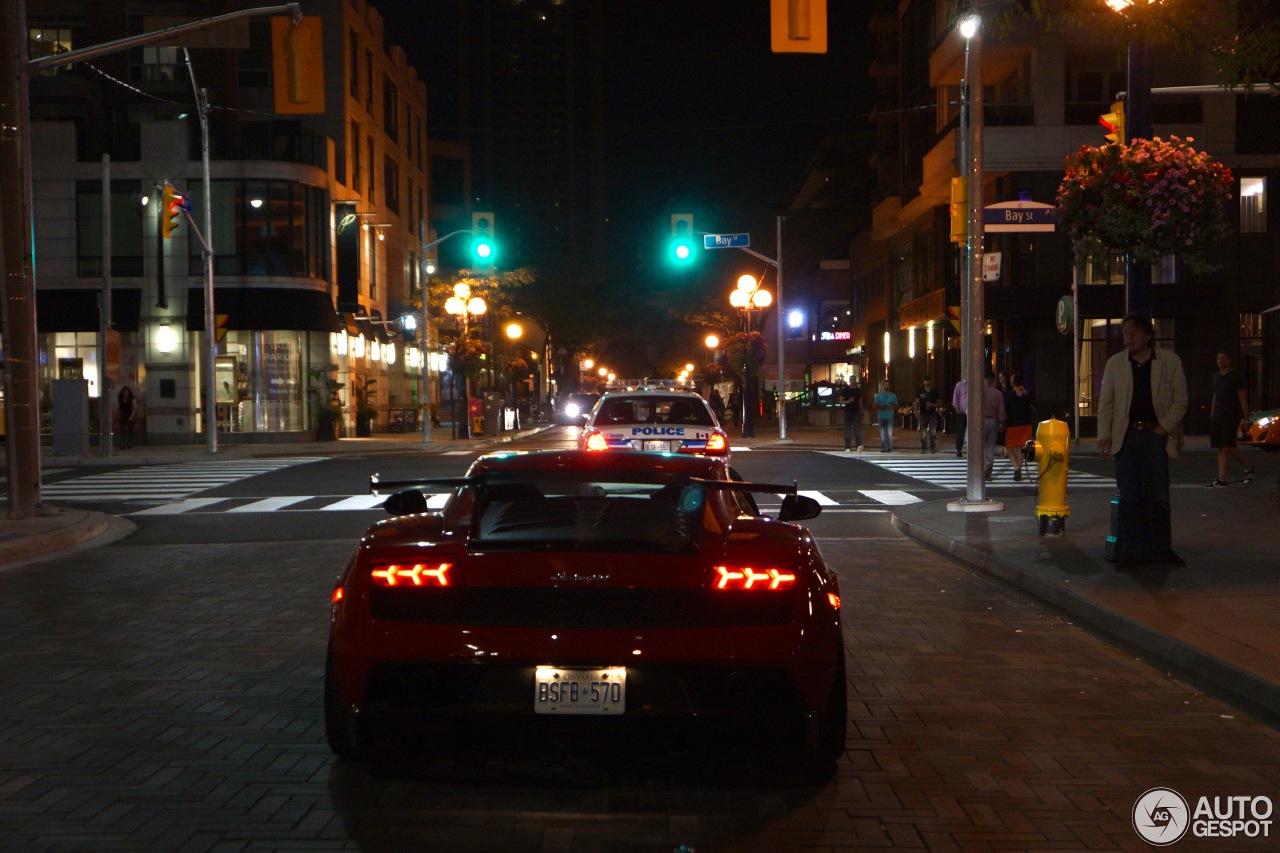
[1106,0,1154,316]
[729,274,772,439]
[948,12,1003,515]
[444,283,486,439]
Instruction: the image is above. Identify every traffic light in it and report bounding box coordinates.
[271,16,325,115]
[471,212,495,266]
[949,177,968,244]
[1100,100,1126,144]
[670,213,695,264]
[161,183,184,239]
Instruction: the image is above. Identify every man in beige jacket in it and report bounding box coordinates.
[1096,313,1188,568]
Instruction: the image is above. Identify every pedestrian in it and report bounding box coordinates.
[841,379,863,451]
[873,379,898,452]
[1003,373,1037,481]
[117,385,137,449]
[1096,312,1189,568]
[1206,351,1256,487]
[915,376,941,453]
[951,379,968,457]
[708,387,725,423]
[980,372,1007,481]
[727,388,742,425]
[995,372,1012,454]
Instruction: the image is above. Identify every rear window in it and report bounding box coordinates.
[595,396,715,427]
[467,471,707,553]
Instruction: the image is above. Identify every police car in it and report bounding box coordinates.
[579,388,729,457]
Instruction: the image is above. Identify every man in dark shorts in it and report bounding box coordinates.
[1206,352,1255,487]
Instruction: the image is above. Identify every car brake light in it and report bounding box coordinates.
[584,430,610,451]
[332,587,345,603]
[827,592,841,610]
[712,565,796,590]
[704,433,727,454]
[370,562,452,587]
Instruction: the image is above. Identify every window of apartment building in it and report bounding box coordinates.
[171,179,325,278]
[367,136,376,203]
[28,25,74,76]
[349,28,360,100]
[383,74,399,141]
[75,181,145,277]
[365,49,374,112]
[1241,177,1267,233]
[1239,311,1265,410]
[384,156,400,214]
[1064,46,1126,125]
[351,120,361,189]
[238,22,271,88]
[368,226,378,300]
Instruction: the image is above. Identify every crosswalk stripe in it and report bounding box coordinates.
[858,489,922,505]
[820,450,1114,489]
[321,495,388,511]
[40,457,324,502]
[131,498,230,515]
[226,496,312,513]
[798,489,837,506]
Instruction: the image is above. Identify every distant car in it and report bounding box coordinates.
[579,388,729,457]
[1239,407,1280,450]
[325,450,845,778]
[553,392,600,426]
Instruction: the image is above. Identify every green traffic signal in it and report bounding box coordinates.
[472,211,496,266]
[670,213,695,265]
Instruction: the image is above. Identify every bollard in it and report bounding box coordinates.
[1022,416,1071,536]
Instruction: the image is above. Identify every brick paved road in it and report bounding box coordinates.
[1,523,1277,851]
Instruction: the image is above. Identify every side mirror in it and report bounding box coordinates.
[384,490,429,516]
[778,493,821,522]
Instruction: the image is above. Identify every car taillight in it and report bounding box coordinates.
[370,562,452,587]
[712,565,796,591]
[584,430,610,451]
[827,592,841,610]
[332,587,345,603]
[704,432,728,454]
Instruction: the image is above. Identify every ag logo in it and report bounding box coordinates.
[1133,787,1190,845]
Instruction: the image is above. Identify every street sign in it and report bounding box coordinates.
[984,201,1056,233]
[983,252,1002,282]
[703,233,751,249]
[1056,295,1073,335]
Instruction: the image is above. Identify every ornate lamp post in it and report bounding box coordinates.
[444,283,486,438]
[728,275,772,438]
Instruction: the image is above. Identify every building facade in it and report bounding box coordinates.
[26,0,440,444]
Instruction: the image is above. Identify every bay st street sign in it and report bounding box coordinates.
[703,233,751,249]
[984,201,1056,233]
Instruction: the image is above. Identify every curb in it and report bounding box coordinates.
[890,508,1280,726]
[0,511,112,567]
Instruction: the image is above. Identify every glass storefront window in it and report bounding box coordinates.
[220,330,306,432]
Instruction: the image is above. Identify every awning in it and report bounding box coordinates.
[35,288,142,333]
[186,287,342,333]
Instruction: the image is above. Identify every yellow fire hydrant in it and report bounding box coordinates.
[1023,417,1071,536]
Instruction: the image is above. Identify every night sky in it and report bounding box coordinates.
[374,1,873,238]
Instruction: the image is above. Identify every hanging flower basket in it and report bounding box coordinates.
[723,331,767,371]
[1056,135,1234,272]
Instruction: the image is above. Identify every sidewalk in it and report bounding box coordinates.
[3,418,1277,724]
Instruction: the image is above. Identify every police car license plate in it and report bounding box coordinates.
[534,666,625,714]
[642,440,673,452]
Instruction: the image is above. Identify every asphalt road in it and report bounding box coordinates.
[4,432,1278,851]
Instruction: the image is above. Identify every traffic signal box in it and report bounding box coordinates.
[770,0,827,54]
[670,213,695,264]
[471,212,496,266]
[1100,100,1126,144]
[161,183,184,239]
[271,16,325,115]
[949,177,968,244]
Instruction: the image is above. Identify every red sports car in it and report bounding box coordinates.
[325,449,845,777]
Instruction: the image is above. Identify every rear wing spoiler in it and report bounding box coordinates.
[370,473,799,498]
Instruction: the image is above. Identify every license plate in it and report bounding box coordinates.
[642,440,672,452]
[534,667,626,715]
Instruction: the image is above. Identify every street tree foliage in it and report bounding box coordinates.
[1002,0,1280,89]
